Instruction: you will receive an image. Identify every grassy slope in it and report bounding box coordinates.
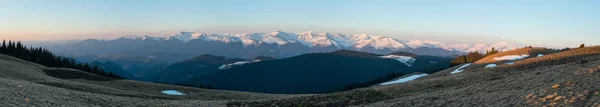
[462,47,558,71]
[228,46,600,107]
[363,46,600,106]
[475,47,559,64]
[3,46,600,106]
[0,54,293,107]
[423,47,559,80]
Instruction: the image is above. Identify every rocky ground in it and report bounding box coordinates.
[0,54,297,107]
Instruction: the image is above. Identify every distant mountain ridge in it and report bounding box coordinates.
[404,39,518,53]
[116,31,412,50]
[116,31,517,52]
[47,31,518,62]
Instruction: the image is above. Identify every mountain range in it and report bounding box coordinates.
[47,31,518,62]
[73,49,451,94]
[4,39,600,106]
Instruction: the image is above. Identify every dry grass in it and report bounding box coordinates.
[0,54,290,107]
[357,46,600,107]
[474,47,558,64]
[417,63,465,80]
[226,46,600,107]
[498,46,600,71]
[227,90,389,107]
[422,47,559,80]
[524,81,600,107]
[2,46,600,107]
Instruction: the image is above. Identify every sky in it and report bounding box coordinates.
[0,0,598,48]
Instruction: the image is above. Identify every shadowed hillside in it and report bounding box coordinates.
[228,46,600,107]
[0,40,123,79]
[2,45,600,106]
[155,54,246,84]
[0,54,289,106]
[181,50,451,94]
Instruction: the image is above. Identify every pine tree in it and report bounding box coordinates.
[92,65,100,73]
[0,39,5,54]
[580,44,585,48]
[83,63,91,72]
[1,39,5,48]
[9,40,15,56]
[485,47,500,56]
[451,50,496,66]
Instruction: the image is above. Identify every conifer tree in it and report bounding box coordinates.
[451,48,501,66]
[0,40,124,79]
[0,39,4,53]
[1,39,5,48]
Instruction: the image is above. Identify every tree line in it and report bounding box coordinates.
[0,40,123,79]
[450,45,586,66]
[450,47,501,66]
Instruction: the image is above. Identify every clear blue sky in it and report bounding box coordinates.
[0,0,598,47]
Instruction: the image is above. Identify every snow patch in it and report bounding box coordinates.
[450,63,471,74]
[537,54,544,57]
[141,35,160,40]
[380,74,429,85]
[379,55,416,67]
[261,36,288,45]
[218,60,261,69]
[405,39,447,49]
[506,62,515,65]
[485,64,497,68]
[493,54,529,61]
[161,90,185,95]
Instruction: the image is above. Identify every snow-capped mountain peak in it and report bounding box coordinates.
[447,41,518,53]
[119,35,161,41]
[489,41,517,51]
[111,31,518,55]
[405,39,447,49]
[166,32,193,42]
[325,33,355,48]
[141,35,160,40]
[261,31,293,45]
[119,35,141,40]
[368,37,408,49]
[190,32,208,39]
[297,31,338,47]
